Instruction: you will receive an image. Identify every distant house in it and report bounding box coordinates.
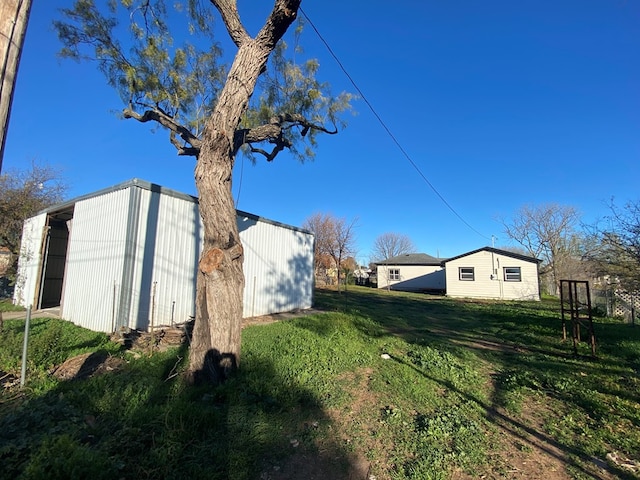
[375,253,446,293]
[442,247,541,301]
[352,266,370,286]
[14,179,315,332]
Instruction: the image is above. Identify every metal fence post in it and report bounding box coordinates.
[20,305,32,387]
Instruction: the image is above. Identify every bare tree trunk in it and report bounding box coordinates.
[186,0,300,382]
[190,147,245,383]
[187,53,251,383]
[0,0,32,173]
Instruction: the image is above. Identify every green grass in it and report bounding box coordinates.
[0,298,24,312]
[1,286,639,479]
[0,318,119,380]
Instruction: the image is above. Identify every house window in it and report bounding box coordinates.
[389,269,400,281]
[504,267,521,282]
[459,267,474,281]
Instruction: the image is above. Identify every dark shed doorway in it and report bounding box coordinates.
[35,206,73,309]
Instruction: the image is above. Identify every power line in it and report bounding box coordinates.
[299,7,490,241]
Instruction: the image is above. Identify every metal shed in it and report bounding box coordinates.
[13,179,315,332]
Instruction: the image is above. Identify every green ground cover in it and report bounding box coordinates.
[0,286,638,479]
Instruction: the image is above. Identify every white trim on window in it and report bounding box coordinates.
[459,267,474,281]
[504,267,521,282]
[389,268,400,281]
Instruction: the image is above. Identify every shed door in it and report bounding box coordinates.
[36,209,73,309]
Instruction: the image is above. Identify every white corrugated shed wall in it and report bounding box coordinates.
[60,188,131,332]
[127,187,202,330]
[13,213,47,308]
[17,180,314,332]
[238,214,314,318]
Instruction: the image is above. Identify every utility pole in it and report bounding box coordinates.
[0,0,32,173]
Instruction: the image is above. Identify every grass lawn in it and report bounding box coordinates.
[0,298,24,312]
[1,286,639,479]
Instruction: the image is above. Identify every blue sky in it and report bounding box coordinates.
[4,0,639,264]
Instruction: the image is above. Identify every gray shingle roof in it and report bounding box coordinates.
[376,253,444,266]
[441,246,541,265]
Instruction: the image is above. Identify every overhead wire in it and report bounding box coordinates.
[299,7,491,241]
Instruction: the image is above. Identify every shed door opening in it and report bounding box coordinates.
[37,207,73,309]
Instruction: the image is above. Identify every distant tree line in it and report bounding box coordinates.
[306,200,640,302]
[500,201,640,296]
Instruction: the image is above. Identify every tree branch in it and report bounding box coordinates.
[255,0,301,49]
[123,106,202,156]
[209,0,250,46]
[232,113,337,158]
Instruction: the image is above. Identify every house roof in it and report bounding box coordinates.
[33,178,313,235]
[376,253,444,266]
[441,246,541,265]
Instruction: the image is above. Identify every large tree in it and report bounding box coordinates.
[55,0,352,383]
[500,203,581,294]
[372,232,416,262]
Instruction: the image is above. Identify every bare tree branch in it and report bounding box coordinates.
[372,232,416,261]
[501,203,580,294]
[123,106,202,155]
[233,113,337,159]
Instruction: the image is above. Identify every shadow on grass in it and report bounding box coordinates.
[315,286,640,478]
[388,351,638,480]
[0,339,361,480]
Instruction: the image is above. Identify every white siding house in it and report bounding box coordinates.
[442,247,541,301]
[14,179,315,332]
[375,253,446,292]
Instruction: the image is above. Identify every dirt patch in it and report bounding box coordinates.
[261,368,375,480]
[52,351,125,381]
[0,369,19,388]
[324,368,395,479]
[452,396,622,480]
[260,449,370,480]
[242,308,325,329]
[465,400,574,480]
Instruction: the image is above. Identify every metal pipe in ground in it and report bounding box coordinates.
[20,305,32,387]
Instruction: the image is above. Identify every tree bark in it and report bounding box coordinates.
[186,0,300,384]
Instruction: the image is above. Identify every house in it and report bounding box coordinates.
[13,179,315,332]
[353,266,372,286]
[442,247,541,301]
[375,253,446,293]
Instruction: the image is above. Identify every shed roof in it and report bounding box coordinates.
[376,253,444,266]
[441,246,541,265]
[34,178,312,235]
